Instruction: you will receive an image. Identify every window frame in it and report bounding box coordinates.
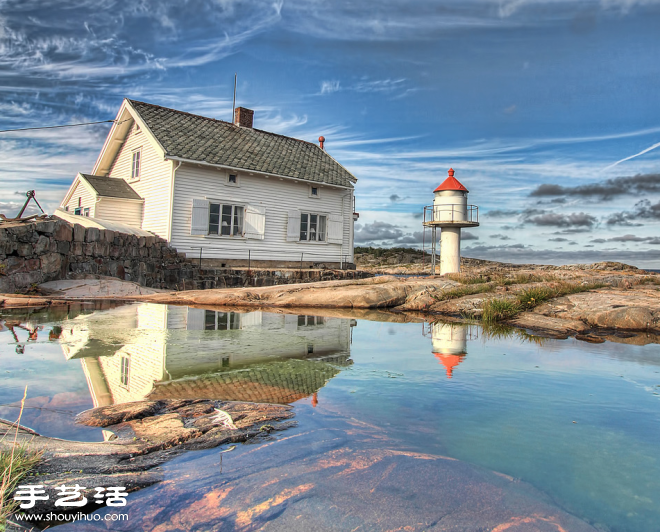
[208,202,245,237]
[74,207,82,216]
[83,207,90,217]
[299,212,327,242]
[130,148,142,182]
[309,185,321,198]
[204,310,241,330]
[120,356,130,388]
[226,173,239,187]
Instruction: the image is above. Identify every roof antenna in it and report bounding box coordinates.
[232,73,237,123]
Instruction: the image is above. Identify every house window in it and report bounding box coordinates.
[209,203,244,236]
[65,206,69,211]
[228,174,237,185]
[298,315,325,327]
[131,149,141,180]
[120,356,130,387]
[204,310,241,330]
[310,186,320,198]
[300,213,326,241]
[74,207,82,215]
[222,357,230,367]
[83,207,90,217]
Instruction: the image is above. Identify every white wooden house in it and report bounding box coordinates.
[60,303,353,407]
[60,99,358,268]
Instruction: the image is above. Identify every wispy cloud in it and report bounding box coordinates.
[320,80,340,94]
[603,140,660,170]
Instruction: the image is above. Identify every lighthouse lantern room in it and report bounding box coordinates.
[422,168,479,275]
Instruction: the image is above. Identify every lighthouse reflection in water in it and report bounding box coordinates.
[430,322,478,379]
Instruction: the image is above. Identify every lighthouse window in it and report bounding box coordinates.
[300,213,327,241]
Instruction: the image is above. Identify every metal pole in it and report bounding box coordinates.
[199,247,202,268]
[422,225,425,267]
[300,252,304,272]
[232,73,237,122]
[248,249,251,271]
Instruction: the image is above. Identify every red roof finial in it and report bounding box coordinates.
[318,136,325,150]
[433,168,469,193]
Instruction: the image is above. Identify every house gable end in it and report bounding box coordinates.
[92,99,166,177]
[61,173,98,207]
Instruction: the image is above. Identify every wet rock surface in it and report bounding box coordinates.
[1,399,295,522]
[50,408,601,532]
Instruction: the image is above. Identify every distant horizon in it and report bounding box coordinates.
[0,1,658,267]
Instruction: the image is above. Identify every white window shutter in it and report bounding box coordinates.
[284,313,299,331]
[191,199,209,235]
[287,210,301,241]
[244,205,266,240]
[240,311,263,328]
[186,308,205,330]
[327,214,343,244]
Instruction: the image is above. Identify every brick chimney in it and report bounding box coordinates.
[234,107,254,128]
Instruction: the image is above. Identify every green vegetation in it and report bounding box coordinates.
[1,387,42,531]
[481,298,520,324]
[480,281,607,324]
[444,273,489,285]
[434,283,495,302]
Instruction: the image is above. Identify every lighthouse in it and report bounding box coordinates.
[422,168,479,275]
[431,323,468,379]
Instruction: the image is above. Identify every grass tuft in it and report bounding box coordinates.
[480,281,607,324]
[0,387,43,531]
[444,273,490,285]
[434,284,494,301]
[482,298,520,324]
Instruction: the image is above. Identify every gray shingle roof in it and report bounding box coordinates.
[80,174,142,200]
[127,99,356,188]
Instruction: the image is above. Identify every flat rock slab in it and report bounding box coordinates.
[39,278,164,297]
[536,287,660,330]
[127,275,458,310]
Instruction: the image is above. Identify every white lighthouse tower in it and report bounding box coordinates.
[422,168,479,275]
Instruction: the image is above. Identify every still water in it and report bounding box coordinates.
[1,303,659,531]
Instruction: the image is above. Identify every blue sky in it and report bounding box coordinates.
[1,0,659,266]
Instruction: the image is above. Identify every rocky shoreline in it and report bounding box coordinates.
[1,399,295,527]
[1,260,659,345]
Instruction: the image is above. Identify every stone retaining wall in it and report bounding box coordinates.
[0,218,371,293]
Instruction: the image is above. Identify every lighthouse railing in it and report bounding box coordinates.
[423,204,478,224]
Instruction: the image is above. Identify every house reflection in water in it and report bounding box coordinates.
[60,304,354,408]
[431,323,476,379]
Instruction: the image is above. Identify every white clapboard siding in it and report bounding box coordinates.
[244,205,266,240]
[62,180,97,215]
[95,198,143,228]
[170,164,354,262]
[191,199,210,235]
[106,125,172,238]
[327,214,343,244]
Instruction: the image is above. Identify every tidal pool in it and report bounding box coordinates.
[1,303,659,531]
